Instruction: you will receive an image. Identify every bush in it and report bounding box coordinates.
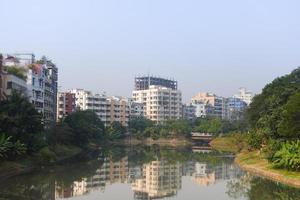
[35,147,56,164]
[0,134,26,160]
[262,139,283,162]
[247,129,267,150]
[272,140,300,171]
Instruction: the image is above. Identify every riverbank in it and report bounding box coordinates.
[235,151,300,189]
[112,137,192,147]
[211,136,300,189]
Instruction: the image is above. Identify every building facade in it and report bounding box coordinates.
[70,89,130,127]
[225,97,247,121]
[57,92,76,121]
[134,76,177,90]
[191,92,226,119]
[128,99,144,119]
[233,87,253,105]
[1,54,58,125]
[132,85,182,123]
[182,103,196,121]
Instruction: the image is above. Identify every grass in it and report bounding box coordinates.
[210,135,241,153]
[236,151,300,188]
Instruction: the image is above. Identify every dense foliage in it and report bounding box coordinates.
[246,67,300,171]
[62,110,105,146]
[193,117,247,135]
[0,92,44,153]
[128,117,192,139]
[247,67,300,141]
[272,140,300,171]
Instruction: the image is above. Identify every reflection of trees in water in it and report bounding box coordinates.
[0,159,103,200]
[226,174,300,200]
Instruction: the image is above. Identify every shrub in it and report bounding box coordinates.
[0,133,26,160]
[247,129,268,150]
[35,147,56,164]
[272,140,300,171]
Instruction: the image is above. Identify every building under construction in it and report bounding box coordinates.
[134,76,178,90]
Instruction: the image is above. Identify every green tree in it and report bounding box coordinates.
[64,110,105,146]
[0,91,43,152]
[277,92,300,139]
[247,67,300,141]
[128,117,154,134]
[107,121,126,139]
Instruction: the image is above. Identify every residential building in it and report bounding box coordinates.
[128,99,144,119]
[70,89,130,126]
[194,103,213,118]
[1,73,28,96]
[106,96,130,126]
[1,54,58,125]
[191,92,226,119]
[57,92,76,121]
[234,87,253,105]
[43,58,58,125]
[225,97,247,121]
[132,85,182,123]
[182,103,196,121]
[134,75,177,90]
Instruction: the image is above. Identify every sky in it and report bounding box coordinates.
[1,0,300,102]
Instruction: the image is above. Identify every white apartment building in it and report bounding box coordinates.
[70,89,130,127]
[132,85,182,123]
[234,87,253,105]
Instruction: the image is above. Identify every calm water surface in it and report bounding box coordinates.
[1,145,300,200]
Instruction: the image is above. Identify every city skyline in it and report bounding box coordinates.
[1,0,300,101]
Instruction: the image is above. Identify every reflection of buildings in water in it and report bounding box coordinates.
[191,145,212,154]
[192,163,215,186]
[182,161,195,176]
[86,156,129,192]
[190,162,243,187]
[55,179,87,199]
[215,162,242,181]
[55,156,128,199]
[132,159,182,200]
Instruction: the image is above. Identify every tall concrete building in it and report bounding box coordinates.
[234,87,253,105]
[132,76,182,123]
[134,76,177,90]
[70,89,130,127]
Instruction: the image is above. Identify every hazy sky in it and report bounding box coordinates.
[1,0,300,102]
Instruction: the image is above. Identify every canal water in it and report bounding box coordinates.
[0,145,300,200]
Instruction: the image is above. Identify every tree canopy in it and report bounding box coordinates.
[247,67,300,140]
[0,91,43,152]
[64,110,105,146]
